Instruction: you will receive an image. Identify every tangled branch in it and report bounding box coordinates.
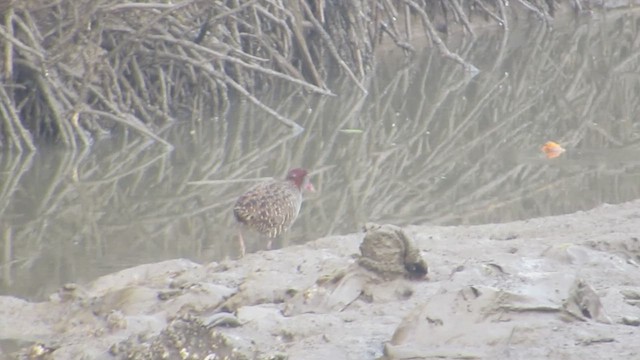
[0,0,558,150]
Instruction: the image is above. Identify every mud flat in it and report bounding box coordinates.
[2,200,640,359]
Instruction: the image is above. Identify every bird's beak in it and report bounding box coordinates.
[305,182,316,192]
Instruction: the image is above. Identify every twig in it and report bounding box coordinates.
[300,0,368,94]
[404,0,478,73]
[81,108,173,148]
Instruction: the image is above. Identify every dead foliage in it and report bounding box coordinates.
[0,0,556,150]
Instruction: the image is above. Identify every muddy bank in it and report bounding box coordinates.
[2,200,640,359]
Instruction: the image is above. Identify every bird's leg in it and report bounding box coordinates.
[237,229,246,258]
[266,238,273,250]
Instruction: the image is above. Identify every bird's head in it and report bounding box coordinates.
[286,168,315,192]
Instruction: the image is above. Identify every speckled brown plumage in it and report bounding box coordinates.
[234,168,313,240]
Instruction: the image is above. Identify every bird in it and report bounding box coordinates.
[233,168,315,256]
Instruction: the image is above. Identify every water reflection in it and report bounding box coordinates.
[2,15,640,300]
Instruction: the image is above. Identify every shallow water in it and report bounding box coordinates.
[1,14,639,300]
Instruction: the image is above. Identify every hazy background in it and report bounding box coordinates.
[1,14,639,300]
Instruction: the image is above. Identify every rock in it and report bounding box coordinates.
[220,274,298,313]
[620,289,640,301]
[285,223,427,316]
[622,316,640,326]
[358,223,428,279]
[384,286,513,359]
[284,268,371,315]
[585,237,640,265]
[110,315,249,360]
[87,259,201,297]
[562,279,611,324]
[541,243,590,264]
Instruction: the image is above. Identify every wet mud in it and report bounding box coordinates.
[2,201,640,359]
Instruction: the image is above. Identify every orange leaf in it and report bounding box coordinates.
[541,141,565,159]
